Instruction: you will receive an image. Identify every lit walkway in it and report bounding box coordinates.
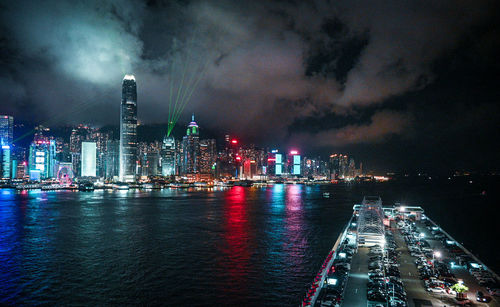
[393,229,442,307]
[342,247,369,306]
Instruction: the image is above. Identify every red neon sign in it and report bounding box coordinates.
[231,139,238,144]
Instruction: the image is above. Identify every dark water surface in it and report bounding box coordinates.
[0,180,498,306]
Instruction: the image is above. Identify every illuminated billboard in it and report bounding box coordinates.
[275,154,282,164]
[275,154,283,175]
[81,142,96,177]
[292,154,301,175]
[276,164,282,175]
[293,155,300,165]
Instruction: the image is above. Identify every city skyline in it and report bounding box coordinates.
[1,1,499,173]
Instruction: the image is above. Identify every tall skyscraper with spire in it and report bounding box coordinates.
[181,114,200,174]
[119,74,138,182]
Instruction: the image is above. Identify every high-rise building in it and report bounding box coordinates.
[161,135,176,176]
[28,139,56,180]
[0,115,14,179]
[119,74,138,182]
[105,140,120,180]
[288,150,301,175]
[0,144,11,178]
[329,154,340,179]
[0,115,14,146]
[275,153,283,175]
[181,114,200,174]
[199,139,216,174]
[81,142,97,177]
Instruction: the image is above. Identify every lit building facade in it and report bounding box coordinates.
[0,115,14,145]
[161,135,176,176]
[119,74,138,182]
[0,144,11,178]
[0,115,14,179]
[181,115,200,174]
[105,140,120,180]
[28,139,56,180]
[199,139,216,174]
[81,141,97,177]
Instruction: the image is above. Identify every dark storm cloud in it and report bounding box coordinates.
[0,0,498,151]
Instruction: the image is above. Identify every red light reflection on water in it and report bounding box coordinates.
[221,186,251,299]
[284,184,308,263]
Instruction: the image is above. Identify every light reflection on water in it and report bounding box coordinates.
[1,185,348,306]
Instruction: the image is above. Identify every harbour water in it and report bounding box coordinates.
[0,179,497,306]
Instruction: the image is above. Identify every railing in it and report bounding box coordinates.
[301,214,354,307]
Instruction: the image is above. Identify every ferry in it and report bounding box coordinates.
[78,182,95,191]
[112,183,129,190]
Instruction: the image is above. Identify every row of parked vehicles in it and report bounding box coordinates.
[422,217,500,300]
[400,216,500,304]
[366,229,407,307]
[316,235,357,307]
[399,219,459,295]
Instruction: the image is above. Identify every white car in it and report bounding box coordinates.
[427,287,446,294]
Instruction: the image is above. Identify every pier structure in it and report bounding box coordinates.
[304,197,500,307]
[356,196,385,247]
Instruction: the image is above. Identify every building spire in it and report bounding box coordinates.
[192,113,195,121]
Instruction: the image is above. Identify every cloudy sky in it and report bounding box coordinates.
[1,0,499,172]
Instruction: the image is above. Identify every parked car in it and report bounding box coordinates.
[476,291,491,302]
[427,287,446,294]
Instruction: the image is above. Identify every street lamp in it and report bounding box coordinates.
[432,251,441,276]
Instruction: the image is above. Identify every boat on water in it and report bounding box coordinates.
[142,183,162,189]
[78,182,95,191]
[193,182,208,187]
[234,180,253,187]
[112,183,129,190]
[41,184,66,190]
[169,182,192,188]
[15,183,41,190]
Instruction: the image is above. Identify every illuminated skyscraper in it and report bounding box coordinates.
[28,139,56,180]
[0,115,14,146]
[105,140,120,179]
[0,144,11,178]
[199,139,216,174]
[0,116,14,179]
[161,135,176,176]
[81,142,96,177]
[119,74,138,182]
[181,114,200,174]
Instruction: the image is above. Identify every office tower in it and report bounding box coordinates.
[340,154,349,178]
[275,153,283,175]
[349,158,355,178]
[0,115,14,146]
[199,139,216,174]
[0,116,14,178]
[287,150,301,175]
[81,142,97,177]
[161,135,176,176]
[105,140,120,180]
[329,154,340,179]
[0,144,11,178]
[28,139,56,180]
[181,114,200,174]
[119,74,138,182]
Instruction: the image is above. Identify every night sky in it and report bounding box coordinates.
[1,0,499,172]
